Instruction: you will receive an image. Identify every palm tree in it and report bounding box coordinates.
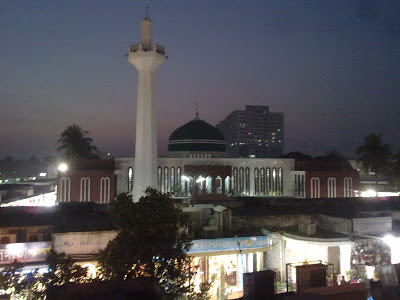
[57,124,98,160]
[356,133,392,195]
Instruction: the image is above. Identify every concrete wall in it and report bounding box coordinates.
[318,215,352,233]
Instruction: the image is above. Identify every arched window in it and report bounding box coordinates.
[272,168,277,194]
[100,177,111,204]
[254,168,259,195]
[0,236,10,244]
[206,176,212,194]
[157,167,162,191]
[170,167,175,191]
[260,168,265,195]
[327,177,336,198]
[233,168,238,192]
[245,168,250,195]
[266,168,271,195]
[80,177,90,202]
[59,177,70,202]
[278,168,283,195]
[216,176,222,194]
[177,167,182,190]
[344,177,353,197]
[128,167,133,193]
[164,167,169,192]
[311,177,320,198]
[239,167,244,193]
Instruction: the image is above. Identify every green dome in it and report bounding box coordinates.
[168,119,226,152]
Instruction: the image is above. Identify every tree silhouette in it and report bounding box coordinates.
[356,133,392,193]
[97,189,205,299]
[57,124,98,161]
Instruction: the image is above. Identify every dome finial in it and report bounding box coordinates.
[145,6,149,18]
[195,101,199,120]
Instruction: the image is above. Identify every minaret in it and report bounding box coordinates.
[129,10,166,201]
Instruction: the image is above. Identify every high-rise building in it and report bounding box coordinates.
[216,105,284,158]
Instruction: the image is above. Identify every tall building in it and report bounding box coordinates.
[128,12,166,201]
[216,105,284,158]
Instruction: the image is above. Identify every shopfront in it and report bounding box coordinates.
[188,235,272,299]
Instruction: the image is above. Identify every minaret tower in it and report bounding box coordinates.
[129,9,166,201]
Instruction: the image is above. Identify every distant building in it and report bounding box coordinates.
[216,105,284,158]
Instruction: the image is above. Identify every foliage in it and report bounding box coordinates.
[57,124,99,161]
[98,188,207,299]
[356,133,392,177]
[392,149,400,189]
[0,250,90,300]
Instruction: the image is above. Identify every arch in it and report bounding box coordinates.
[128,167,133,193]
[233,168,238,192]
[80,177,90,202]
[272,168,277,194]
[164,167,169,192]
[157,167,162,191]
[59,177,70,202]
[239,167,244,193]
[170,167,175,191]
[177,167,182,190]
[254,168,259,195]
[260,168,265,195]
[311,177,320,198]
[216,176,222,194]
[100,177,111,204]
[266,168,271,195]
[327,177,336,198]
[344,177,353,197]
[245,167,250,195]
[278,168,283,195]
[206,176,212,194]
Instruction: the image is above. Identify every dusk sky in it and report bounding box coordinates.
[1,0,399,159]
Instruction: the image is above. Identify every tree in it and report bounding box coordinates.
[391,149,400,190]
[0,250,90,299]
[97,188,202,299]
[356,133,392,193]
[57,124,99,161]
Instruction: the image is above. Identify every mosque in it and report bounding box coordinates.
[57,14,358,204]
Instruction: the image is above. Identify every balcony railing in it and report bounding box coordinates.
[129,42,165,55]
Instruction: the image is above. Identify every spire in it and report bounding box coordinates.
[195,101,200,120]
[141,7,152,44]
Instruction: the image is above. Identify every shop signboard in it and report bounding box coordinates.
[0,241,51,265]
[188,236,271,254]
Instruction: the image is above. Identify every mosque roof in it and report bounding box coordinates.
[168,118,226,152]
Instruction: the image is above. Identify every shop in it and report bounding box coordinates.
[187,235,271,299]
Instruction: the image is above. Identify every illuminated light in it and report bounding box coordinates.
[196,176,205,183]
[6,243,25,257]
[82,263,98,279]
[182,175,190,182]
[32,177,36,180]
[39,173,46,177]
[58,163,68,172]
[383,234,400,264]
[360,190,376,197]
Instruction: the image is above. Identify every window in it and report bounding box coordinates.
[28,235,38,242]
[177,167,181,190]
[0,237,10,244]
[245,168,250,195]
[128,167,133,193]
[170,167,175,191]
[239,167,244,193]
[59,177,70,202]
[80,177,90,202]
[164,167,169,192]
[158,167,162,191]
[327,177,336,198]
[272,168,277,194]
[344,177,353,197]
[206,176,212,194]
[100,177,111,204]
[233,168,238,192]
[311,177,320,198]
[266,168,271,195]
[260,168,265,195]
[254,168,259,195]
[278,168,283,195]
[216,176,222,194]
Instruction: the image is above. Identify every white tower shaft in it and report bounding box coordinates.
[129,16,166,202]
